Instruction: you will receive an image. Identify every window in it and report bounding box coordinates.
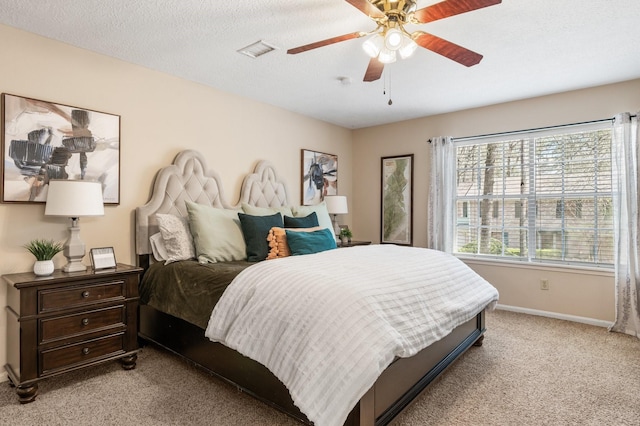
[454,122,613,266]
[492,200,499,218]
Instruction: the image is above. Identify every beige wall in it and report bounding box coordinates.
[0,25,353,379]
[1,21,638,382]
[353,78,640,323]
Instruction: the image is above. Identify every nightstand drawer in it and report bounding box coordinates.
[40,306,126,344]
[40,333,125,376]
[39,280,125,313]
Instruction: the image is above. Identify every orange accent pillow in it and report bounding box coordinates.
[267,226,321,260]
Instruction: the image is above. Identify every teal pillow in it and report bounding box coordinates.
[238,212,284,262]
[285,228,337,256]
[284,212,319,228]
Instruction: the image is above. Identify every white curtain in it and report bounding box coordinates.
[609,112,640,338]
[428,136,455,252]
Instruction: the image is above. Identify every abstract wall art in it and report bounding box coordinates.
[1,93,120,204]
[301,149,338,205]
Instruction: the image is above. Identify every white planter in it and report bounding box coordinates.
[33,260,55,276]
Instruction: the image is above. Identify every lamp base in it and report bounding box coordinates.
[331,213,341,237]
[62,219,87,273]
[62,260,87,273]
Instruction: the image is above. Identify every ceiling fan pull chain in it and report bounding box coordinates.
[383,70,387,95]
[387,69,393,106]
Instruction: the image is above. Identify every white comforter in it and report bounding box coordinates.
[205,245,499,426]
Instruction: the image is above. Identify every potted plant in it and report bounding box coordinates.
[24,239,63,276]
[339,228,353,245]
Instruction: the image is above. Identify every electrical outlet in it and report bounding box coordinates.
[540,279,550,290]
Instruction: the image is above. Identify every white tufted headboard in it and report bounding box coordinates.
[135,149,290,259]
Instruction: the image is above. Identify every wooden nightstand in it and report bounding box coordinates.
[338,240,372,247]
[3,263,142,403]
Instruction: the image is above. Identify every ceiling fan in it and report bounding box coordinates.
[287,0,501,82]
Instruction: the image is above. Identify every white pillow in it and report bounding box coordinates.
[186,201,247,263]
[149,232,169,262]
[291,202,336,241]
[156,214,196,264]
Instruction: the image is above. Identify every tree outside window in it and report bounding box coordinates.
[455,125,613,266]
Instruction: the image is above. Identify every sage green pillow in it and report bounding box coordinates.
[186,201,246,263]
[241,203,293,218]
[291,202,335,241]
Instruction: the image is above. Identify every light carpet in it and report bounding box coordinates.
[1,310,638,425]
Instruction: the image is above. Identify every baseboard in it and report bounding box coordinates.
[495,304,613,328]
[0,371,7,384]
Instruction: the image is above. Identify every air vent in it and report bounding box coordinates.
[237,40,278,58]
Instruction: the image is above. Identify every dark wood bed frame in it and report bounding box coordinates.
[135,150,487,426]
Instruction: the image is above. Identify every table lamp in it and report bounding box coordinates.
[324,195,348,236]
[45,180,104,272]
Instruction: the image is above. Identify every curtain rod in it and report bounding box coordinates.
[428,114,637,143]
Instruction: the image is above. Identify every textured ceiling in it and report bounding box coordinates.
[1,0,639,129]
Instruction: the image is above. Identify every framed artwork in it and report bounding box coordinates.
[381,154,413,246]
[1,93,120,204]
[301,149,338,205]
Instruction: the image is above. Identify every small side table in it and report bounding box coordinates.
[3,263,142,403]
[338,240,372,248]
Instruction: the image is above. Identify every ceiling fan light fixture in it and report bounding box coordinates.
[384,28,403,50]
[362,34,384,58]
[287,0,502,83]
[398,36,418,59]
[378,47,397,64]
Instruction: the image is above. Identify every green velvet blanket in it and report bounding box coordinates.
[139,260,252,329]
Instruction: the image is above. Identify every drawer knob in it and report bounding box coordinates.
[82,347,90,355]
[82,291,90,298]
[82,318,89,326]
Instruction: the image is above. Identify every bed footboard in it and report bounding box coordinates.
[139,304,485,426]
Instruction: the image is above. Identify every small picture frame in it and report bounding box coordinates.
[90,247,117,270]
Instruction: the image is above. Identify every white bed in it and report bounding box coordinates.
[135,149,498,425]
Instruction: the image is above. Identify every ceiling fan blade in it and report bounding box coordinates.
[345,0,386,19]
[287,32,364,55]
[414,0,501,23]
[414,32,483,66]
[363,58,384,82]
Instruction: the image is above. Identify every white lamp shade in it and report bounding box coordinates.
[384,28,403,51]
[378,47,397,64]
[362,34,383,58]
[45,180,105,217]
[398,37,418,59]
[324,195,348,215]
